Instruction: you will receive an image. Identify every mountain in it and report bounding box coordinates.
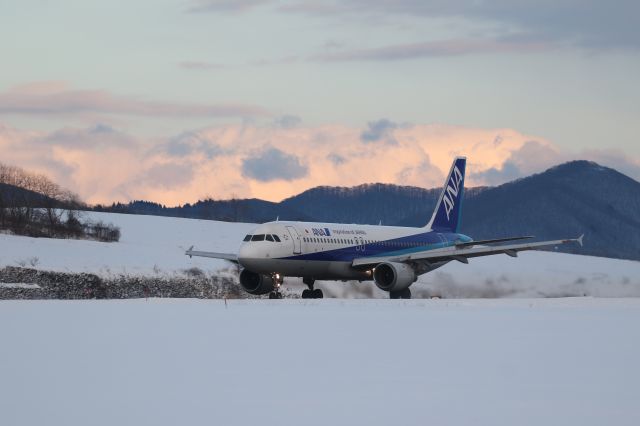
[396,160,640,259]
[94,160,640,261]
[463,161,640,260]
[281,183,487,225]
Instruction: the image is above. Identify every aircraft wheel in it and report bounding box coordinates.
[312,289,324,299]
[301,289,311,299]
[390,288,411,299]
[269,292,283,299]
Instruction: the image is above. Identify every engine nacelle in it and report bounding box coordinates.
[239,269,275,295]
[373,262,417,292]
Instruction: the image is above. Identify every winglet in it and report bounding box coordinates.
[577,234,584,247]
[186,245,194,258]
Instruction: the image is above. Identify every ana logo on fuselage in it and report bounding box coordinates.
[311,227,331,237]
[442,166,463,220]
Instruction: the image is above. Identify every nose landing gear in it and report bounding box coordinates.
[268,273,284,299]
[301,277,323,299]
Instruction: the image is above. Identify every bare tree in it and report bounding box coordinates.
[0,162,85,237]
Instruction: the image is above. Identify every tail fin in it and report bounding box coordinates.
[425,157,466,232]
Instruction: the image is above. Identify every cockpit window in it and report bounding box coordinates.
[251,234,265,241]
[243,234,252,242]
[266,234,274,242]
[273,235,281,242]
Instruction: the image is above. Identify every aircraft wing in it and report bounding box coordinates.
[185,246,239,263]
[352,235,584,268]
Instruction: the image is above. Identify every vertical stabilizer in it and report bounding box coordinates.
[425,157,466,232]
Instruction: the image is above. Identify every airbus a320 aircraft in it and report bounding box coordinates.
[186,157,583,299]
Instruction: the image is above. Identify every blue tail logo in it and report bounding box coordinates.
[443,165,463,220]
[426,157,466,232]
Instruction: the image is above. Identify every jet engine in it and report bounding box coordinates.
[239,269,275,295]
[373,262,417,292]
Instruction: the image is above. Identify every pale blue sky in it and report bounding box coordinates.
[1,0,638,149]
[0,0,639,203]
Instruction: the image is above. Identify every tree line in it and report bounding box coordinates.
[0,163,120,242]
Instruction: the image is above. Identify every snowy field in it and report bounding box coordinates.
[1,298,639,426]
[1,211,640,298]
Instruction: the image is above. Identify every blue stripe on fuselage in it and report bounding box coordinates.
[280,231,471,262]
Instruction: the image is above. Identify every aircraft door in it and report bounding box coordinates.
[286,226,302,254]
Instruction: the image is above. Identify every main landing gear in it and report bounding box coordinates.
[390,288,412,299]
[269,273,284,299]
[301,277,323,299]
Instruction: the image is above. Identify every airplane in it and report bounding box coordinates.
[186,157,583,299]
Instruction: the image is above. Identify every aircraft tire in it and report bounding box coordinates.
[390,288,411,299]
[312,289,324,299]
[301,289,311,299]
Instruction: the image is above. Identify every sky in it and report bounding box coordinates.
[0,0,638,205]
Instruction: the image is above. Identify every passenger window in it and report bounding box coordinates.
[273,235,281,242]
[251,234,265,241]
[243,235,252,242]
[266,235,274,242]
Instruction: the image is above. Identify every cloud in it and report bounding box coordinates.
[396,159,444,187]
[1,121,638,205]
[273,114,302,129]
[474,140,562,185]
[242,148,308,181]
[179,61,225,70]
[327,153,346,165]
[187,0,272,13]
[474,162,522,186]
[38,124,136,150]
[162,131,224,159]
[0,82,269,119]
[315,39,550,62]
[360,119,399,144]
[133,163,195,191]
[472,140,640,185]
[282,0,640,51]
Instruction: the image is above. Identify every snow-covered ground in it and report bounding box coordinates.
[2,214,639,424]
[1,298,639,426]
[1,211,639,297]
[0,211,254,277]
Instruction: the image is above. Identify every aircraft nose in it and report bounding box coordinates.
[238,243,250,263]
[237,242,268,272]
[238,243,257,268]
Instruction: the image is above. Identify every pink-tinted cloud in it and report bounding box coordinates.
[0,82,269,118]
[1,121,638,205]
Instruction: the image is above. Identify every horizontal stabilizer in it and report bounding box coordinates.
[455,235,534,248]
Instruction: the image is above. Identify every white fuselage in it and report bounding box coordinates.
[237,220,465,280]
